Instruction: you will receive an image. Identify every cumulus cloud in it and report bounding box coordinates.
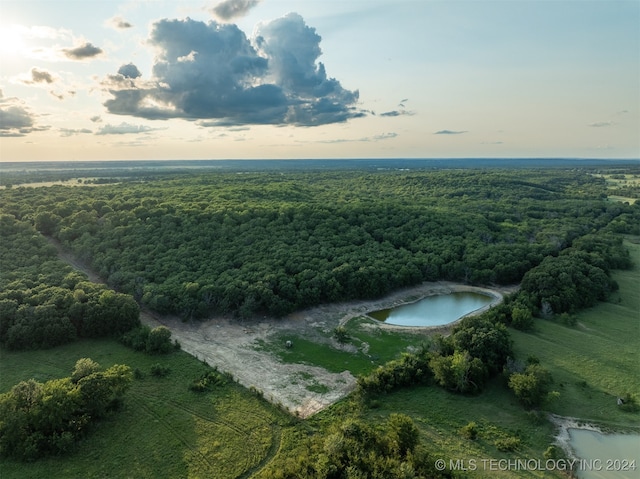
[62,42,103,60]
[117,63,142,79]
[434,129,467,135]
[212,0,261,21]
[103,14,363,127]
[95,122,160,135]
[28,68,55,84]
[0,91,48,136]
[106,15,133,29]
[90,115,103,123]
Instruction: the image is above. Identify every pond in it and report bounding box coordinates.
[568,428,640,479]
[368,291,494,327]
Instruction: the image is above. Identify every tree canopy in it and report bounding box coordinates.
[2,168,636,320]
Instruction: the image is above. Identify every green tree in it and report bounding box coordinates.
[508,364,553,409]
[71,358,101,383]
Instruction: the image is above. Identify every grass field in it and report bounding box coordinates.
[511,239,640,427]
[0,340,292,479]
[254,318,428,377]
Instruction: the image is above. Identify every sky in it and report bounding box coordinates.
[0,0,638,161]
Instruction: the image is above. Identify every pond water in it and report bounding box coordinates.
[568,429,640,479]
[368,291,493,327]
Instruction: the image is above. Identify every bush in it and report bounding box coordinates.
[121,325,151,351]
[121,325,173,355]
[495,436,521,452]
[332,326,349,344]
[146,326,173,354]
[460,421,478,440]
[150,363,170,378]
[189,369,229,392]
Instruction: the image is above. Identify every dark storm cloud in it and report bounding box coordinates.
[62,42,103,60]
[434,129,467,135]
[212,0,261,21]
[117,63,142,79]
[103,14,363,127]
[0,90,48,136]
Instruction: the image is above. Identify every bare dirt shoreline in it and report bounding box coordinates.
[49,238,512,418]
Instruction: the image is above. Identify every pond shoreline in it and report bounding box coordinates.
[342,281,512,334]
[549,413,640,461]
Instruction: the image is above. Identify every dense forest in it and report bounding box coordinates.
[0,215,140,350]
[1,168,638,324]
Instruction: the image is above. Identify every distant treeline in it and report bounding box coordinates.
[1,168,638,323]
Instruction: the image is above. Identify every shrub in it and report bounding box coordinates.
[495,436,521,452]
[146,326,173,354]
[332,326,350,344]
[460,421,478,440]
[120,325,151,351]
[150,363,170,378]
[189,369,228,392]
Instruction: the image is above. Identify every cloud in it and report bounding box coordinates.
[103,14,363,127]
[117,63,142,79]
[434,129,467,135]
[60,128,92,137]
[62,42,103,60]
[211,0,261,21]
[90,115,103,123]
[380,109,414,117]
[0,91,48,136]
[95,122,161,135]
[28,68,55,84]
[588,121,613,127]
[317,132,398,144]
[106,15,133,29]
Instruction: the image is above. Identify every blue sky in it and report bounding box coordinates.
[0,0,638,161]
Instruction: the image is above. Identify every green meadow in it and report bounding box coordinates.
[254,318,428,377]
[0,341,292,479]
[510,238,640,427]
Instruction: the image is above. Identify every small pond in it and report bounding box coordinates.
[368,291,494,327]
[568,428,640,478]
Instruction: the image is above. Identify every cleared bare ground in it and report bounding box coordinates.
[51,238,510,417]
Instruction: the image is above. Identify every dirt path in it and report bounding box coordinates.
[48,237,511,418]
